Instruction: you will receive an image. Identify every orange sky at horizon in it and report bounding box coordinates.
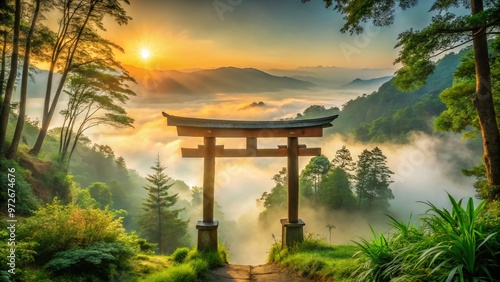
[94,0,435,71]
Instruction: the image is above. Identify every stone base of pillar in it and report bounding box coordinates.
[196,220,219,252]
[280,218,305,248]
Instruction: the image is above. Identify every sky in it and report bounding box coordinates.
[103,0,436,70]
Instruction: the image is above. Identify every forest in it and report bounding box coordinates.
[1,0,500,281]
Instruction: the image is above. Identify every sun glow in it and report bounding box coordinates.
[140,48,151,60]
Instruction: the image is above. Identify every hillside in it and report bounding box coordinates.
[125,66,316,95]
[341,76,393,90]
[320,48,469,142]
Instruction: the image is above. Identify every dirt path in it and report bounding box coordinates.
[206,264,320,282]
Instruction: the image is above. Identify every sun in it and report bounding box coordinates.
[140,48,151,60]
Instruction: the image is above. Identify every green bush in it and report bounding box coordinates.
[44,242,134,281]
[18,199,126,261]
[0,158,39,215]
[172,247,190,263]
[185,245,227,268]
[353,194,500,282]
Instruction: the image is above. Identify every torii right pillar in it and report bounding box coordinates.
[281,136,305,248]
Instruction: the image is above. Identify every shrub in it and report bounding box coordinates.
[184,245,227,269]
[18,199,126,261]
[172,247,190,263]
[44,242,134,281]
[0,158,39,215]
[353,194,500,282]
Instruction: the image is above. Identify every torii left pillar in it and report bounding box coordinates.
[280,136,305,248]
[196,137,219,251]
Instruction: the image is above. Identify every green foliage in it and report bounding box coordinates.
[139,155,188,254]
[416,196,499,281]
[143,263,198,282]
[353,194,500,281]
[355,147,394,210]
[324,50,461,142]
[120,231,157,255]
[184,245,228,269]
[69,142,146,231]
[0,157,39,215]
[18,199,126,261]
[258,167,287,224]
[435,37,500,140]
[331,145,356,173]
[87,181,114,209]
[269,234,360,281]
[0,221,38,272]
[141,245,227,282]
[319,167,356,210]
[74,188,98,208]
[301,155,331,202]
[295,105,340,120]
[58,64,135,163]
[172,247,190,263]
[44,242,134,281]
[353,227,393,282]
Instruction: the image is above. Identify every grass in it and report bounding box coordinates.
[269,234,362,281]
[140,245,228,282]
[352,194,500,282]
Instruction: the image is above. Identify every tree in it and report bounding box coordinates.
[7,0,55,159]
[435,37,500,201]
[355,147,394,210]
[319,167,356,210]
[0,1,14,97]
[139,156,187,254]
[258,167,288,224]
[295,104,340,119]
[331,145,356,174]
[191,186,203,207]
[29,0,132,156]
[0,0,20,148]
[57,64,135,163]
[87,182,113,210]
[304,0,500,189]
[301,155,331,202]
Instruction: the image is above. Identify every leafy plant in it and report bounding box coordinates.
[353,226,393,282]
[416,195,499,281]
[18,199,126,261]
[172,247,190,263]
[352,194,499,282]
[44,242,134,280]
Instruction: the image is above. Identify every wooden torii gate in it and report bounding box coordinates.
[163,112,338,251]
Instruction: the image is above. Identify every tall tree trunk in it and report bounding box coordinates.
[471,0,500,196]
[0,0,21,149]
[8,0,42,159]
[0,32,7,98]
[30,0,98,156]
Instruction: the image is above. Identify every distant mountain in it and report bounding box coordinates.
[125,66,315,95]
[265,66,395,88]
[341,76,393,90]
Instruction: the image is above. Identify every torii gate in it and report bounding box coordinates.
[163,112,338,251]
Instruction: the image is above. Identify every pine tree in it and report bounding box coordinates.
[139,155,188,254]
